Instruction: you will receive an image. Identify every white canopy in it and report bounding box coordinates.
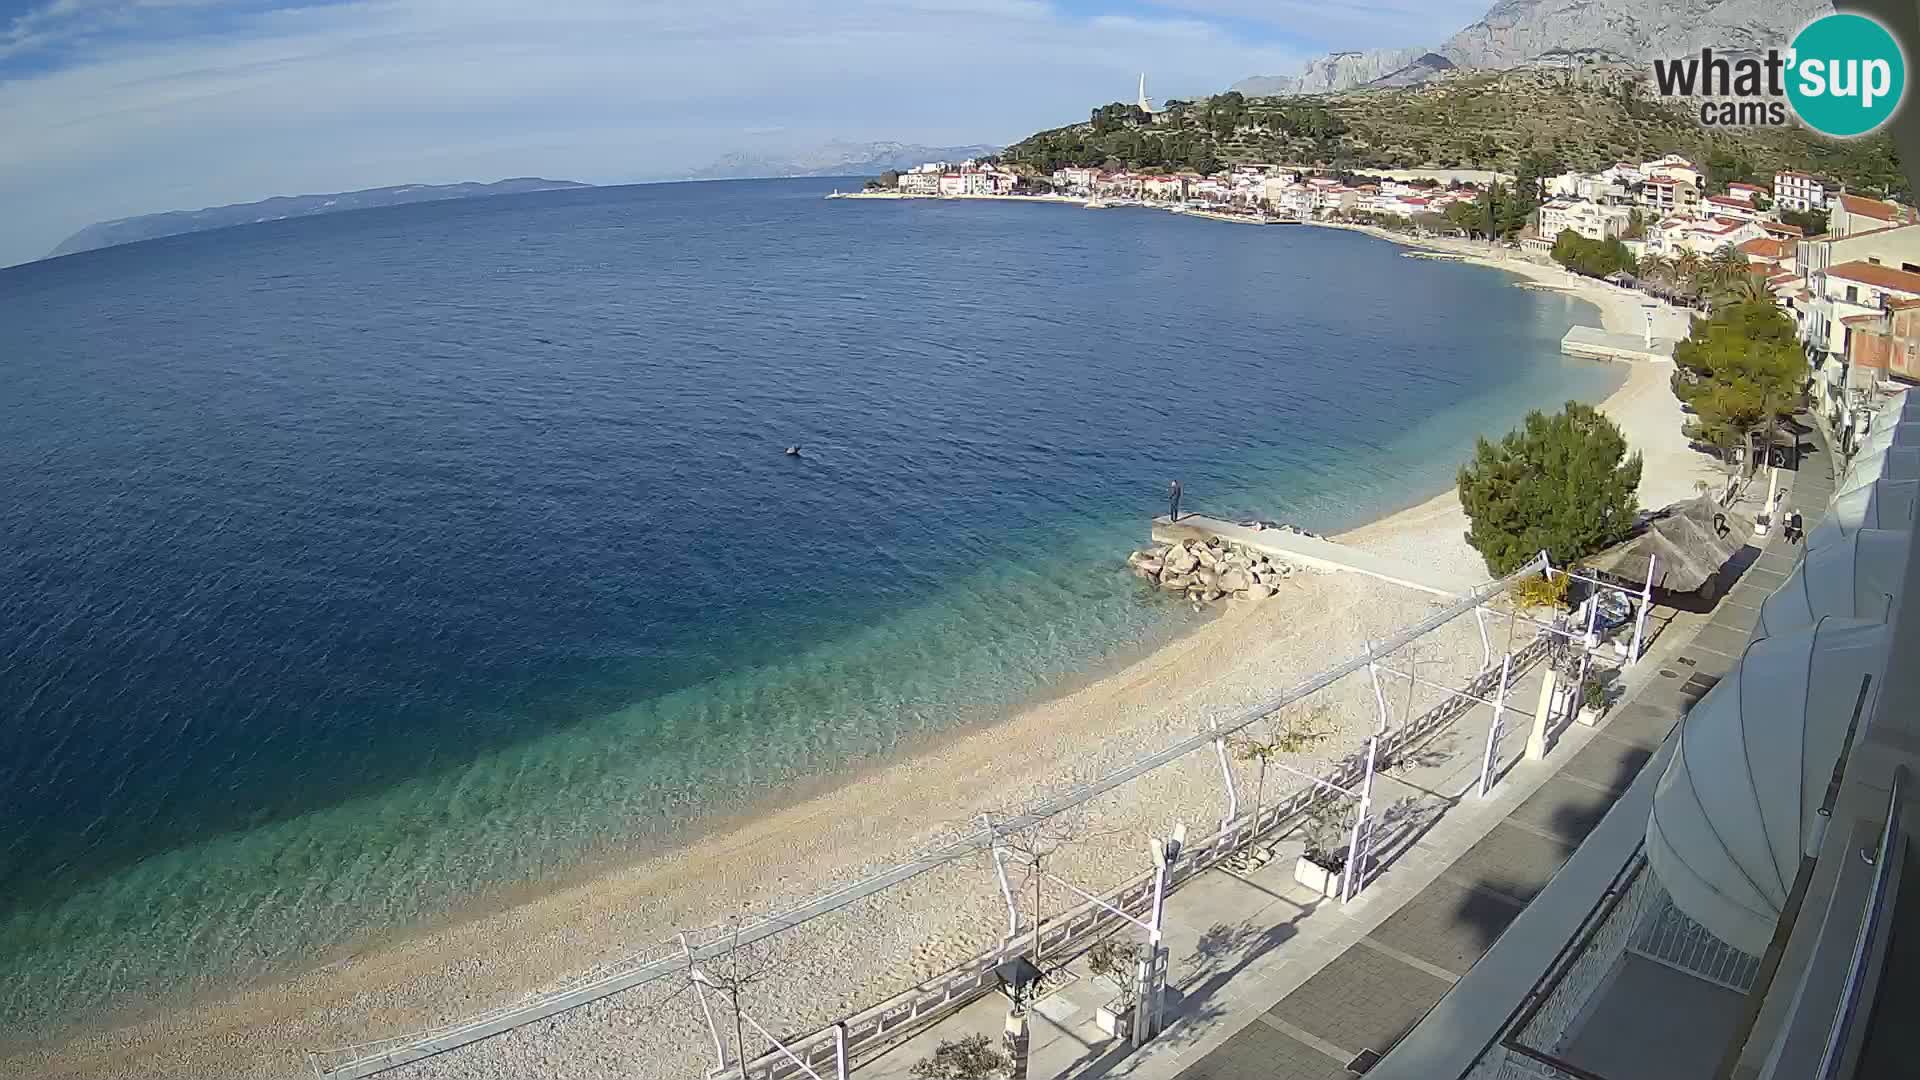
[1647,619,1890,953]
[1840,445,1920,492]
[1872,389,1916,426]
[1804,478,1919,552]
[1755,529,1910,638]
[1858,420,1920,456]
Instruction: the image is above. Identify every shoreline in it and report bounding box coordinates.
[11,224,1718,1080]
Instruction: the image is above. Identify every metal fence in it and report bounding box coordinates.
[1467,846,1759,1080]
[308,555,1552,1079]
[735,635,1554,1080]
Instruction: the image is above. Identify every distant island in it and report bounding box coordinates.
[46,178,592,259]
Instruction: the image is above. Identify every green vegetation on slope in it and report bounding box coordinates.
[1004,70,1906,198]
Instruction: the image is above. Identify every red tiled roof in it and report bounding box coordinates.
[1827,259,1920,293]
[1764,222,1806,237]
[1738,237,1791,259]
[1838,193,1906,221]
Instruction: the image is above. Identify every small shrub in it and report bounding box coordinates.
[1299,798,1354,872]
[1087,939,1143,999]
[912,1034,1011,1080]
[1582,679,1610,713]
[1512,572,1570,612]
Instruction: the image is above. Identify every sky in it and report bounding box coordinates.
[0,0,1490,267]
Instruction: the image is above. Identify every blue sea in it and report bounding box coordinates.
[0,178,1620,1033]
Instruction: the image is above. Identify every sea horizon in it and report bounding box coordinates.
[0,176,1623,1038]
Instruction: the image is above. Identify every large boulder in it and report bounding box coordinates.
[1194,545,1219,568]
[1217,568,1252,592]
[1243,582,1275,600]
[1135,559,1164,575]
[1160,572,1194,591]
[1165,546,1200,574]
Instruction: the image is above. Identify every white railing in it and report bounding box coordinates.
[734,635,1553,1080]
[310,556,1550,1078]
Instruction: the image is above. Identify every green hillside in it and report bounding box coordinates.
[1002,69,1906,197]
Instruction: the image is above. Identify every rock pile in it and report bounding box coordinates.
[1127,537,1302,607]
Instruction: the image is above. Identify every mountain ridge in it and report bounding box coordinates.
[48,178,591,260]
[686,140,1001,181]
[1234,0,1833,95]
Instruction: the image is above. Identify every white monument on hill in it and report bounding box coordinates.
[1137,73,1159,114]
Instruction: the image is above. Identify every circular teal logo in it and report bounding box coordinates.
[1787,13,1906,137]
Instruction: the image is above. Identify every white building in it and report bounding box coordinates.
[1775,170,1830,213]
[1539,198,1634,241]
[897,171,940,195]
[1050,167,1100,193]
[1703,194,1764,223]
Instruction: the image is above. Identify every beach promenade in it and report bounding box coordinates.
[859,424,1832,1080]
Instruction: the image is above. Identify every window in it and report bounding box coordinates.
[1870,257,1883,265]
[1847,285,1860,303]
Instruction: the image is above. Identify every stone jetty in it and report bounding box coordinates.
[1127,534,1305,607]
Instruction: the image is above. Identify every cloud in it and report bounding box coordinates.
[0,0,1322,265]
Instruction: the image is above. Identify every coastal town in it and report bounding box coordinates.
[854,150,1920,452]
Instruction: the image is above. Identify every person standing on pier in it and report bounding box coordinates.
[1168,480,1182,522]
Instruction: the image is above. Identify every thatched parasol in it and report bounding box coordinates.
[1585,495,1754,596]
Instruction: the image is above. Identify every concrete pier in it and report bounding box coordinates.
[1560,325,1676,363]
[1151,514,1480,597]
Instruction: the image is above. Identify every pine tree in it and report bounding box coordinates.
[1457,402,1645,576]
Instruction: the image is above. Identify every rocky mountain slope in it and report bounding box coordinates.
[1236,0,1832,94]
[48,178,589,259]
[1232,48,1423,95]
[1438,0,1831,69]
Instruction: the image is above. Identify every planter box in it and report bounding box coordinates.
[1096,999,1133,1039]
[1293,856,1344,899]
[1576,706,1603,727]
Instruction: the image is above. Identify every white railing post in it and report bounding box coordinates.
[1474,606,1492,673]
[834,1023,849,1080]
[1480,653,1513,798]
[1343,734,1378,902]
[1211,719,1239,835]
[684,933,730,1074]
[1629,554,1656,663]
[984,814,1018,938]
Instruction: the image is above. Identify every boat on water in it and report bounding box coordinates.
[1084,197,1108,209]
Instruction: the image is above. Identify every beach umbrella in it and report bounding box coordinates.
[1646,618,1890,954]
[1839,445,1920,492]
[1754,529,1909,638]
[1805,478,1919,553]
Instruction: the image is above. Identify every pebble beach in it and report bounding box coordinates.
[6,234,1720,1080]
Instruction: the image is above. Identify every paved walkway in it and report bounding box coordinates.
[1151,515,1478,597]
[858,429,1836,1080]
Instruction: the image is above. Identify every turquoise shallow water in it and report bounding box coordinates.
[0,179,1621,1031]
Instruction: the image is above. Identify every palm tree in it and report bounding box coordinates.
[1724,270,1775,307]
[1707,244,1747,289]
[1637,253,1672,296]
[1672,250,1705,304]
